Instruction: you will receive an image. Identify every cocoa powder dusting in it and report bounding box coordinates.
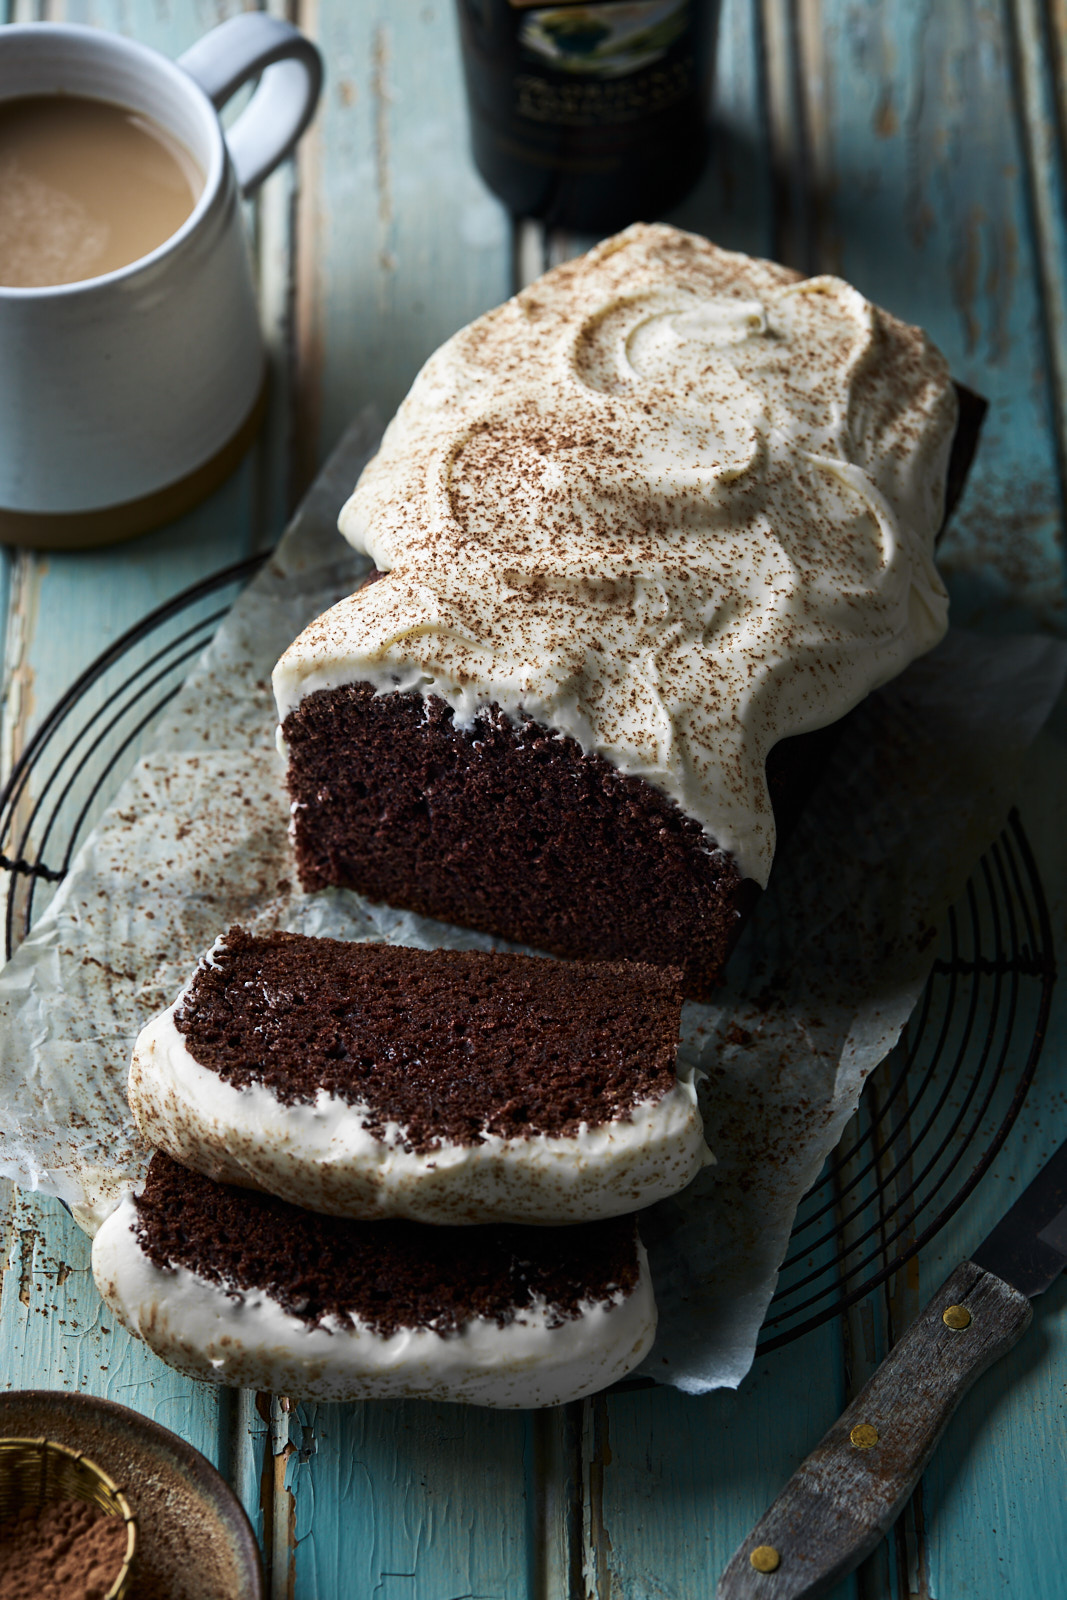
[0,1499,127,1600]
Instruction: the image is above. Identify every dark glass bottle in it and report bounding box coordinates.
[455,0,717,233]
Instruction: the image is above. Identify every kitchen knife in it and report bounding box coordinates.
[716,1135,1067,1599]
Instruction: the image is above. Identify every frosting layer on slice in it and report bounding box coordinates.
[92,1177,656,1408]
[130,1004,709,1224]
[274,222,955,885]
[129,930,708,1224]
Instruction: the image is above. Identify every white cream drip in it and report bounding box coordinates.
[128,999,711,1225]
[91,1193,657,1408]
[273,224,955,885]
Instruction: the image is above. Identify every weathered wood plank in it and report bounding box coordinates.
[0,1189,224,1461]
[1009,0,1067,516]
[267,1398,532,1600]
[775,4,1067,1589]
[669,0,775,258]
[760,0,815,270]
[587,1342,860,1600]
[785,0,1066,631]
[291,0,513,482]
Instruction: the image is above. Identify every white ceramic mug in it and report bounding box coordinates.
[0,17,322,548]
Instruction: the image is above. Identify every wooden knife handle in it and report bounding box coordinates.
[716,1261,1033,1600]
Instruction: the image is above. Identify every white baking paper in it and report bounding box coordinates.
[0,411,1063,1393]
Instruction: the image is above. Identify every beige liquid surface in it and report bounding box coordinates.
[0,95,202,288]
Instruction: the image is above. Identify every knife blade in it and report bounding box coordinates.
[716,1137,1067,1600]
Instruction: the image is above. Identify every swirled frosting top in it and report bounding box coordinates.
[274,224,955,886]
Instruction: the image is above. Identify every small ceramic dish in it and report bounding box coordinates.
[0,1391,263,1600]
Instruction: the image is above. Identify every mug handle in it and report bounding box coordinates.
[179,14,323,198]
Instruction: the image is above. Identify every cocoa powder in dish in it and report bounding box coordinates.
[0,1497,127,1600]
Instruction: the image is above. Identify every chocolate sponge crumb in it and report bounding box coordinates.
[175,930,683,1151]
[135,1153,641,1336]
[282,687,756,1000]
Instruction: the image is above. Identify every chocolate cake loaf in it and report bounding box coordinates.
[273,223,964,998]
[129,928,707,1224]
[91,1153,656,1407]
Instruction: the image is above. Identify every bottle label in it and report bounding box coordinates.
[458,0,712,198]
[509,1,690,81]
[498,0,698,134]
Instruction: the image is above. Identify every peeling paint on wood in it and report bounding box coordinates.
[526,1405,584,1600]
[371,22,395,276]
[582,1397,613,1600]
[260,1394,299,1600]
[0,1193,222,1455]
[0,553,42,782]
[17,1227,37,1308]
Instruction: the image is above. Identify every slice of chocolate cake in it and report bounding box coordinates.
[272,224,972,998]
[91,1154,656,1407]
[129,928,708,1225]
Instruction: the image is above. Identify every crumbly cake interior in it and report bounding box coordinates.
[175,929,683,1149]
[283,689,757,998]
[135,1153,641,1335]
[275,225,963,894]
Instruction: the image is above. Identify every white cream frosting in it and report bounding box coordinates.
[273,223,955,886]
[129,999,711,1225]
[91,1192,657,1407]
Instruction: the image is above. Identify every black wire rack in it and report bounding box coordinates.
[756,809,1054,1353]
[0,558,1056,1358]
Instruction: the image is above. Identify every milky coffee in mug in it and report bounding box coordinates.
[0,17,323,548]
[0,94,202,288]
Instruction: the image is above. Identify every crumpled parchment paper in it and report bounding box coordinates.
[0,411,1063,1393]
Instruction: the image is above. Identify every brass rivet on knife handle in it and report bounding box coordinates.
[849,1423,878,1448]
[749,1546,781,1574]
[715,1262,1033,1600]
[943,1304,972,1330]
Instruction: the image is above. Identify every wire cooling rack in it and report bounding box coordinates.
[0,557,1056,1357]
[757,809,1054,1352]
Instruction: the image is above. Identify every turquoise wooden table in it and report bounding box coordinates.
[2,2,1066,1596]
